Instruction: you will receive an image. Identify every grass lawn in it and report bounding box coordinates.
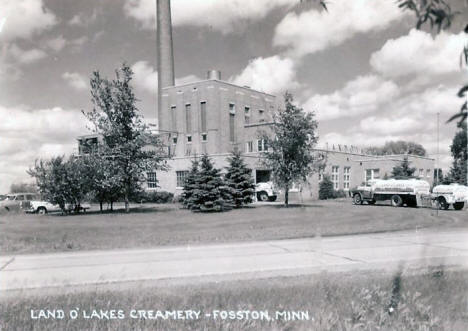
[1,199,467,255]
[1,268,467,330]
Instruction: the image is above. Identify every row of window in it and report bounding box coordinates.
[170,102,266,144]
[318,166,351,190]
[245,139,268,153]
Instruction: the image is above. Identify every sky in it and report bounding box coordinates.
[0,0,467,193]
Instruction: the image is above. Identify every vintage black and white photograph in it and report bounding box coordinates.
[1,0,468,330]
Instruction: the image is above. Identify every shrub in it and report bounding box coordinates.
[319,175,335,200]
[131,191,174,204]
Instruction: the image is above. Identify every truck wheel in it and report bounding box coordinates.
[257,192,269,202]
[37,207,47,215]
[437,197,449,210]
[453,202,464,210]
[268,196,277,202]
[391,195,403,207]
[353,194,363,205]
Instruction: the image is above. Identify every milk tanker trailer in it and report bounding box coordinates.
[432,183,468,210]
[350,179,431,207]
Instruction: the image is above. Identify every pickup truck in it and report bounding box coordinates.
[350,179,431,207]
[28,200,91,214]
[432,184,468,210]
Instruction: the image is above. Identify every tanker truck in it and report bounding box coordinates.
[350,179,431,207]
[432,183,468,210]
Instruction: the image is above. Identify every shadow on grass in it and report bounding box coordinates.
[45,205,179,217]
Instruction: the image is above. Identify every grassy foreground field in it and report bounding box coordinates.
[1,200,466,255]
[1,268,467,330]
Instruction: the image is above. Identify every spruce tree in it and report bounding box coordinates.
[190,154,232,212]
[391,157,416,179]
[181,159,200,209]
[319,175,335,200]
[225,150,255,208]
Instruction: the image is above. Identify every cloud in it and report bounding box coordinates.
[8,44,47,64]
[230,56,298,94]
[62,72,88,90]
[303,75,400,121]
[124,0,294,33]
[46,35,67,52]
[370,29,467,78]
[131,61,201,93]
[273,0,405,57]
[360,117,424,135]
[0,105,89,192]
[0,0,57,42]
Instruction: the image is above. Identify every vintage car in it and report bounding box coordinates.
[255,181,278,202]
[28,200,91,214]
[350,179,431,207]
[0,193,39,212]
[432,184,468,210]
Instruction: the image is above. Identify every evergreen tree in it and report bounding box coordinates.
[319,175,335,200]
[181,158,200,209]
[446,122,467,185]
[224,150,255,208]
[189,154,232,212]
[391,157,416,179]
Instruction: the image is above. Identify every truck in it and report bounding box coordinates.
[255,181,278,202]
[432,184,468,210]
[350,179,431,207]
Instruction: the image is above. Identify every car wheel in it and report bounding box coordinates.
[391,195,403,207]
[453,202,464,210]
[353,194,363,205]
[437,197,449,210]
[37,207,47,215]
[257,192,269,202]
[367,199,376,205]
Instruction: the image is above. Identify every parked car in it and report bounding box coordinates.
[255,181,278,202]
[27,200,91,214]
[0,194,7,201]
[0,193,39,212]
[432,183,468,210]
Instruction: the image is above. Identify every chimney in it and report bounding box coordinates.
[206,70,221,80]
[157,0,175,128]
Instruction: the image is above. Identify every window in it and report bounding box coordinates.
[202,133,207,141]
[200,102,207,132]
[318,170,323,182]
[185,104,191,134]
[172,137,177,144]
[258,109,265,122]
[257,139,268,152]
[171,106,177,132]
[187,135,192,143]
[419,169,424,177]
[147,172,157,189]
[229,103,235,114]
[365,169,380,183]
[343,167,351,189]
[176,171,189,187]
[229,113,235,142]
[332,166,339,190]
[426,169,431,177]
[244,106,250,124]
[246,141,253,153]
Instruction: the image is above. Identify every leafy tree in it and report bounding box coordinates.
[28,156,89,213]
[9,182,37,194]
[319,175,335,200]
[365,141,427,157]
[83,63,167,212]
[83,153,122,212]
[181,158,200,209]
[261,92,318,206]
[187,154,232,212]
[445,122,467,185]
[224,149,255,208]
[391,157,417,179]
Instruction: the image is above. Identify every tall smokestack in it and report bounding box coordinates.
[157,0,175,128]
